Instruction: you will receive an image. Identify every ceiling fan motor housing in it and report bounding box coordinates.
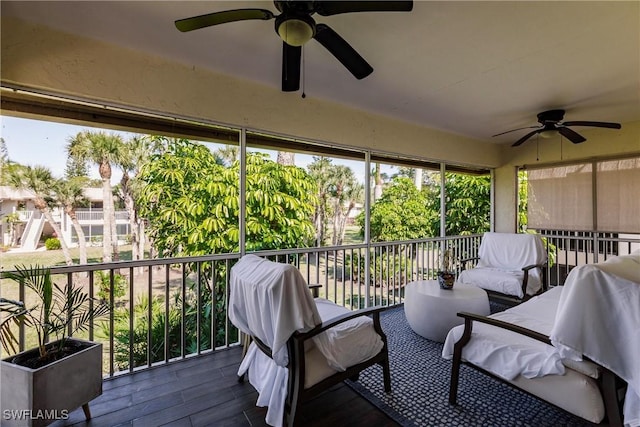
[537,109,565,124]
[273,1,315,15]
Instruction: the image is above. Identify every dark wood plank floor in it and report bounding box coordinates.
[50,346,397,427]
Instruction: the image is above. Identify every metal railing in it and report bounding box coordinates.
[4,231,637,378]
[75,210,129,221]
[536,230,640,286]
[1,234,480,378]
[14,210,33,222]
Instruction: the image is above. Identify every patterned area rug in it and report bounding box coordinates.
[346,306,593,427]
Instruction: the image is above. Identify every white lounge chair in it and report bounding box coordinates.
[458,232,547,303]
[228,255,391,427]
[444,253,640,426]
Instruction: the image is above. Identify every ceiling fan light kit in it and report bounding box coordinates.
[276,14,315,46]
[175,1,413,92]
[492,109,622,147]
[538,129,558,139]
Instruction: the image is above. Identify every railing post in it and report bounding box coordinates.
[18,277,25,352]
[364,152,371,308]
[239,128,247,257]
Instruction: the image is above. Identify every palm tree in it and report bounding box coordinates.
[335,182,363,246]
[116,136,154,262]
[55,178,89,265]
[374,163,384,201]
[8,165,74,265]
[67,131,126,262]
[276,151,295,166]
[414,168,423,191]
[0,137,7,173]
[215,146,239,166]
[329,166,362,246]
[307,157,333,246]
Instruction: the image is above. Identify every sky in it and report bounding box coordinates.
[2,115,108,179]
[1,115,396,185]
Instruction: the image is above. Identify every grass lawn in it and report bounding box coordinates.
[342,225,363,245]
[1,245,137,271]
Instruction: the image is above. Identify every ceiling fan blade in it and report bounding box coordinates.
[313,24,373,79]
[282,42,301,92]
[512,129,542,147]
[492,126,540,137]
[175,9,274,32]
[562,121,622,129]
[315,1,413,16]
[558,127,587,144]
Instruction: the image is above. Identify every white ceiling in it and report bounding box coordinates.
[2,1,639,145]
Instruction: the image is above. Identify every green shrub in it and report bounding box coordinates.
[99,268,237,372]
[96,271,127,301]
[44,237,61,250]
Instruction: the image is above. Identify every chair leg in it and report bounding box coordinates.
[286,401,300,427]
[449,318,473,405]
[449,353,461,405]
[382,358,391,393]
[601,369,623,427]
[81,403,91,420]
[237,372,245,383]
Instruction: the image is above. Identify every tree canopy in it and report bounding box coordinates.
[137,139,317,257]
[439,173,490,236]
[360,177,436,242]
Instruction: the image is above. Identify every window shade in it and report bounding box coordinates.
[596,158,640,233]
[527,164,593,231]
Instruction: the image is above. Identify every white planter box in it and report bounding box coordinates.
[1,338,103,427]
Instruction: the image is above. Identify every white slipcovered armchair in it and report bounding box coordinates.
[444,252,640,426]
[228,255,391,427]
[458,232,547,302]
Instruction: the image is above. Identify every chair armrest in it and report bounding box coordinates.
[521,261,548,295]
[251,305,390,359]
[522,262,546,272]
[460,257,480,271]
[308,283,322,298]
[295,305,390,341]
[450,311,565,407]
[456,311,551,345]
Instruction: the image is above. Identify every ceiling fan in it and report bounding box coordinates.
[175,1,413,92]
[494,109,622,147]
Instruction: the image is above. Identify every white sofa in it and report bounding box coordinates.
[444,252,640,426]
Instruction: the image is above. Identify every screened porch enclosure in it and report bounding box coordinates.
[3,99,640,425]
[2,2,640,424]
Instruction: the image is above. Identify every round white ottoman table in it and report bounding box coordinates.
[404,280,490,342]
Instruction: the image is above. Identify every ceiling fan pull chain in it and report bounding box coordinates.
[301,46,306,99]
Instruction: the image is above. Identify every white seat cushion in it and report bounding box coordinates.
[508,366,604,423]
[458,267,524,297]
[312,298,384,372]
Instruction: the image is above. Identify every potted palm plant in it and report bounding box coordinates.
[0,265,109,427]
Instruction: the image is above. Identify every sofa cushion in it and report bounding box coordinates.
[509,366,604,423]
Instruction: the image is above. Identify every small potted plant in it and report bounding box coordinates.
[437,249,455,290]
[0,265,110,427]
